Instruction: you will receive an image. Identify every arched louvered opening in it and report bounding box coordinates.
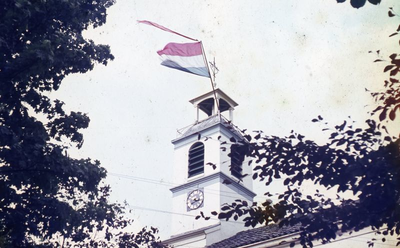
[231,144,244,179]
[188,142,204,177]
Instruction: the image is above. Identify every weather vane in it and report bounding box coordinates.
[209,57,219,87]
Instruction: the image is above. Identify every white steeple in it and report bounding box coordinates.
[164,89,256,247]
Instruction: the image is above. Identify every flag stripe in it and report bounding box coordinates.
[159,54,206,68]
[161,60,209,78]
[157,42,203,57]
[159,54,210,78]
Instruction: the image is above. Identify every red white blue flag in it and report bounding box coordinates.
[157,42,210,78]
[138,20,210,78]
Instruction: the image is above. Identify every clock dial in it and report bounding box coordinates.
[187,189,204,210]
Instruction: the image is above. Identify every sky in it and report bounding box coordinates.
[51,0,399,241]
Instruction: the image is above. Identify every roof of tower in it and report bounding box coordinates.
[189,88,238,116]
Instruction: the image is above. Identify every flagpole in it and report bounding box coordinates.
[138,20,199,41]
[200,41,220,115]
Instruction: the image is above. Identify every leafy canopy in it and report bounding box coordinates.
[0,0,164,247]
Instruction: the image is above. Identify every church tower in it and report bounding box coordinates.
[164,89,256,247]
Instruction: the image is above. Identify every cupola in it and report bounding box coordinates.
[189,88,238,122]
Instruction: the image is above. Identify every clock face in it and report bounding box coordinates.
[187,189,204,210]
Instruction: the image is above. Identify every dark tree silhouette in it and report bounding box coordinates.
[0,0,165,247]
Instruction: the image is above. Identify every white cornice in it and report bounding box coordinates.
[162,224,220,245]
[172,117,245,148]
[170,172,256,199]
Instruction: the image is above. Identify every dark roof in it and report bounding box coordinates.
[206,224,300,248]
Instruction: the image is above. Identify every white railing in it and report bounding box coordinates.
[175,113,243,139]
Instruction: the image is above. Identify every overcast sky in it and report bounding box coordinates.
[51,0,399,240]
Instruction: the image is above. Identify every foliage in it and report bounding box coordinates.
[204,8,400,248]
[218,121,399,247]
[336,0,381,9]
[0,0,165,247]
[371,9,400,123]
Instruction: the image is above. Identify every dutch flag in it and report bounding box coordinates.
[157,42,210,78]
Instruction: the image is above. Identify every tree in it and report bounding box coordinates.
[205,8,400,248]
[0,0,164,247]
